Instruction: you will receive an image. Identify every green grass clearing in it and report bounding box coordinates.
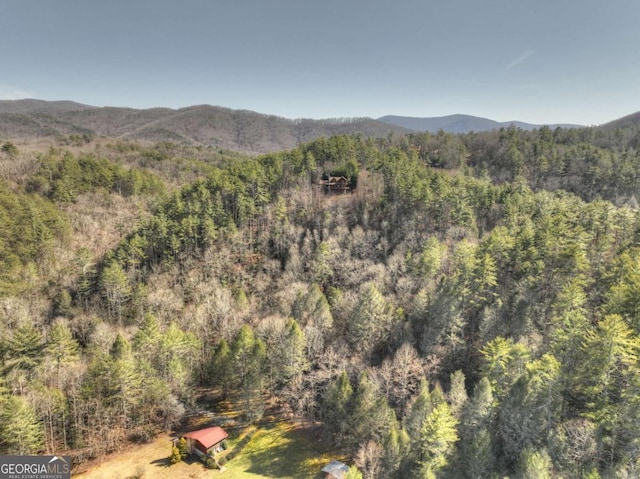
[220,422,335,479]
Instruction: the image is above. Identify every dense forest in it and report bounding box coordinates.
[0,119,639,478]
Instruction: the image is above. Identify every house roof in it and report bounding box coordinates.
[321,460,350,477]
[319,176,350,185]
[183,426,228,449]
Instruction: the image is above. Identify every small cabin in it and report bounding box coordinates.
[182,426,228,458]
[321,460,350,479]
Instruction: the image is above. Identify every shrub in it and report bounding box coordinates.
[169,445,181,465]
[177,437,188,459]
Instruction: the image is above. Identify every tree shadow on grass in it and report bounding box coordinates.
[150,457,170,468]
[151,455,204,469]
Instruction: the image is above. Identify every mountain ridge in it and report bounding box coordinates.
[0,99,94,113]
[600,111,640,130]
[0,99,410,154]
[377,113,584,133]
[2,99,638,154]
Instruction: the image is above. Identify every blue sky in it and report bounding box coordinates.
[1,0,639,125]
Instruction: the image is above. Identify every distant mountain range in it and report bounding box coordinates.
[377,114,583,133]
[0,99,633,154]
[0,99,408,154]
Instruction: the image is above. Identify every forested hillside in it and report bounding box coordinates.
[0,121,639,478]
[0,100,408,154]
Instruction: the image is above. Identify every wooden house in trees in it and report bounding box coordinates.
[321,460,350,478]
[182,426,228,458]
[317,176,351,194]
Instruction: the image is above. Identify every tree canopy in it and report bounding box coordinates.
[1,125,640,476]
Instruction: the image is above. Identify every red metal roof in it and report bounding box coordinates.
[183,427,228,449]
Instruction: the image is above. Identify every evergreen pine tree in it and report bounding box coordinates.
[322,371,353,443]
[418,402,459,475]
[0,395,44,454]
[349,284,393,357]
[210,339,232,397]
[459,377,496,478]
[5,324,44,374]
[46,319,79,388]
